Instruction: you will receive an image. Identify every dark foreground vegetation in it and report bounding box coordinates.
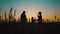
[0,22,60,34]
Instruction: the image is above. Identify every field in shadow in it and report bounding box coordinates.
[0,22,60,34]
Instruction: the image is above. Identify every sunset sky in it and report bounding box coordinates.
[0,0,60,21]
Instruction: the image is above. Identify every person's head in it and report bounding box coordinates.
[39,12,41,14]
[31,17,33,19]
[23,11,26,13]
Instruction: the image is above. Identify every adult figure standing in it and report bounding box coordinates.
[21,11,27,23]
[37,11,42,23]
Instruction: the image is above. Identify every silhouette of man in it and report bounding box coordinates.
[37,12,42,23]
[21,11,27,23]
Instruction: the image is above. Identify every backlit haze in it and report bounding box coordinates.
[0,0,60,22]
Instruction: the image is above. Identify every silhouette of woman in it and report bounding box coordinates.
[21,11,27,23]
